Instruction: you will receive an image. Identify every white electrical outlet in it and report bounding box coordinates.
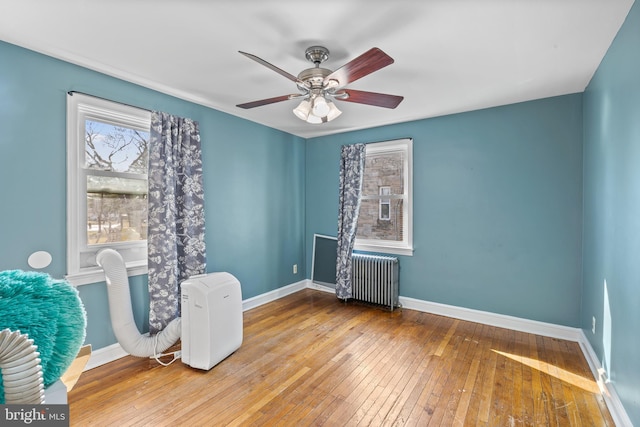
[592,316,596,334]
[293,264,298,274]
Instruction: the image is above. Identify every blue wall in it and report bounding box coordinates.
[306,94,584,327]
[0,40,306,350]
[582,1,640,423]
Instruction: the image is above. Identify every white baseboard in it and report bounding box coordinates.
[398,295,582,342]
[577,330,633,427]
[85,342,128,370]
[242,279,308,312]
[307,281,336,294]
[82,281,633,425]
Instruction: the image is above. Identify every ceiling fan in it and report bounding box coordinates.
[236,46,404,124]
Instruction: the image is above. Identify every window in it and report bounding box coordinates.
[66,93,151,285]
[355,138,413,256]
[379,186,391,220]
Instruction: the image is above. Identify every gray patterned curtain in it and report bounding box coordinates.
[147,111,206,334]
[336,143,366,300]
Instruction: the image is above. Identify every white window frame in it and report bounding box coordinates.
[355,138,413,256]
[66,93,151,286]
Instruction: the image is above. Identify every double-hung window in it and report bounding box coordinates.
[66,93,151,285]
[355,138,413,256]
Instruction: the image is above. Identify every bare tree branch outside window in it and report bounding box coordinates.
[85,120,149,245]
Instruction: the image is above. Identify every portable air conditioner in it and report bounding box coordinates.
[180,272,243,370]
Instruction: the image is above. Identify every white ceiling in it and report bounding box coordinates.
[0,0,634,138]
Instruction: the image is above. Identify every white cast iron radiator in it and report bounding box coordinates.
[351,254,399,311]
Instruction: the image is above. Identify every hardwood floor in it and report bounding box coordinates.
[68,289,614,426]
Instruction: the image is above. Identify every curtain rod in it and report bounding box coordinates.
[67,91,153,113]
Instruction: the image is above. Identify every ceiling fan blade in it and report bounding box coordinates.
[325,48,394,87]
[239,51,306,86]
[236,94,300,109]
[336,89,404,109]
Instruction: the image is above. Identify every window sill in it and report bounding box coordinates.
[353,242,413,257]
[66,261,148,286]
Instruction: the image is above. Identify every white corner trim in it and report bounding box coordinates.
[307,281,336,294]
[398,295,583,341]
[241,279,309,312]
[577,329,609,394]
[85,342,128,371]
[577,330,633,427]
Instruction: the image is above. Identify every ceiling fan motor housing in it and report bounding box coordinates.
[298,46,336,93]
[304,46,330,65]
[298,67,332,89]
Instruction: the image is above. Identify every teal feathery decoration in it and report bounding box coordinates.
[0,270,86,403]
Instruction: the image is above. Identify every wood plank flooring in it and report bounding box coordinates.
[68,289,614,426]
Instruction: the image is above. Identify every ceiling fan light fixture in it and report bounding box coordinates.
[306,114,324,124]
[326,100,342,121]
[294,96,341,124]
[293,99,311,120]
[311,95,330,117]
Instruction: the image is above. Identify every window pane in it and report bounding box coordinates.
[87,176,147,245]
[358,199,404,241]
[361,151,404,197]
[85,120,149,173]
[380,203,390,220]
[357,150,405,241]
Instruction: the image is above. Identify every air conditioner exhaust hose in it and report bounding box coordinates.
[96,249,180,358]
[0,329,45,404]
